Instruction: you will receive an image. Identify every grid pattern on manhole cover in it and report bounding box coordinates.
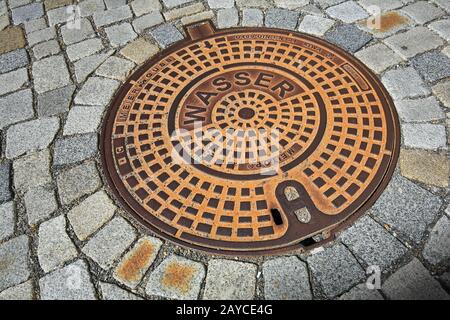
[101,21,400,255]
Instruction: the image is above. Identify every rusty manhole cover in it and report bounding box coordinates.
[101,21,400,255]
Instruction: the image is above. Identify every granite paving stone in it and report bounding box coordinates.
[326,1,368,23]
[74,76,119,106]
[120,38,159,64]
[432,80,450,109]
[12,150,51,191]
[298,15,335,36]
[0,235,30,291]
[217,8,239,28]
[105,0,127,9]
[164,3,204,21]
[67,190,117,241]
[316,0,345,8]
[434,0,450,11]
[74,51,113,83]
[0,162,12,203]
[39,259,96,300]
[11,3,44,25]
[96,56,134,81]
[381,67,430,100]
[307,243,365,298]
[203,259,257,300]
[429,19,450,42]
[422,216,450,266]
[265,8,299,30]
[180,11,214,25]
[79,0,105,17]
[66,38,104,62]
[384,27,444,59]
[274,0,308,9]
[412,52,450,83]
[235,0,269,8]
[37,85,75,117]
[56,161,101,205]
[340,216,408,270]
[63,106,105,135]
[382,258,449,300]
[53,134,98,166]
[132,11,164,33]
[0,89,33,129]
[99,282,143,300]
[208,0,234,9]
[402,123,446,151]
[0,202,14,242]
[8,0,31,9]
[6,118,59,159]
[24,186,58,226]
[0,15,9,31]
[105,22,138,47]
[45,0,74,11]
[355,43,402,73]
[23,18,47,34]
[47,5,72,26]
[339,283,384,300]
[93,5,132,27]
[325,24,372,53]
[82,216,136,269]
[32,55,70,94]
[145,255,205,300]
[38,215,78,273]
[162,0,195,9]
[0,280,33,300]
[358,0,403,12]
[131,0,161,16]
[401,1,444,24]
[0,27,26,54]
[0,49,28,74]
[114,236,162,288]
[0,67,28,96]
[263,256,312,300]
[241,8,263,27]
[370,174,442,244]
[27,27,56,46]
[150,24,184,48]
[395,97,445,123]
[32,40,60,60]
[60,18,95,45]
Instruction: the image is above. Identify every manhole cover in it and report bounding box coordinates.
[101,21,400,255]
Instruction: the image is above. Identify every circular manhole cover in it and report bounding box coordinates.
[101,21,400,255]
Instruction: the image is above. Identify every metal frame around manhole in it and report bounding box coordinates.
[100,20,400,256]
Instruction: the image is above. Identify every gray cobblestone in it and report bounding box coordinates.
[412,52,450,83]
[66,38,104,62]
[307,243,365,298]
[47,5,72,26]
[384,27,444,59]
[429,19,450,42]
[355,43,402,73]
[316,0,345,8]
[432,80,450,109]
[0,202,14,242]
[37,85,75,117]
[339,283,384,300]
[13,150,51,192]
[60,18,95,45]
[382,258,449,300]
[23,18,46,34]
[0,161,12,203]
[56,161,101,205]
[203,259,256,300]
[12,3,44,25]
[0,68,28,96]
[96,56,134,80]
[0,49,28,74]
[120,38,158,64]
[145,254,205,299]
[370,174,442,244]
[180,10,214,25]
[32,55,71,94]
[82,216,136,269]
[423,216,450,266]
[79,0,105,17]
[54,134,98,166]
[6,118,59,159]
[105,23,138,47]
[74,51,113,83]
[32,39,60,60]
[38,215,78,273]
[93,5,132,27]
[68,190,117,241]
[24,186,57,226]
[326,1,368,23]
[242,8,263,27]
[0,235,30,292]
[165,3,204,21]
[39,259,96,300]
[395,97,445,123]
[325,24,372,53]
[131,0,161,16]
[217,8,239,28]
[105,0,127,9]
[162,0,194,9]
[99,282,142,300]
[235,0,269,8]
[265,8,299,30]
[63,106,104,135]
[132,11,164,33]
[298,15,335,36]
[208,0,234,9]
[274,0,308,9]
[401,1,444,24]
[0,89,33,129]
[382,67,430,100]
[358,0,403,11]
[263,256,312,300]
[74,76,119,106]
[402,123,446,151]
[340,216,407,271]
[150,24,183,48]
[27,27,56,46]
[0,280,33,300]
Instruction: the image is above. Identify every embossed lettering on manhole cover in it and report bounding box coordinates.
[101,21,400,255]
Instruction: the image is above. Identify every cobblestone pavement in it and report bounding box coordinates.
[0,0,449,300]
